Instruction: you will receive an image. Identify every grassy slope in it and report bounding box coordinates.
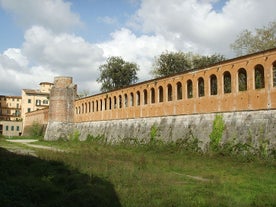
[1,138,276,207]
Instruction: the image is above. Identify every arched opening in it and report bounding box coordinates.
[158,86,163,102]
[113,96,117,109]
[177,82,182,100]
[109,97,112,110]
[143,89,148,105]
[124,94,128,107]
[187,80,193,98]
[136,91,140,106]
[118,95,122,108]
[88,102,91,113]
[255,64,265,89]
[151,88,155,104]
[85,103,87,113]
[96,101,98,111]
[238,68,247,91]
[130,93,134,106]
[210,75,217,95]
[223,71,231,93]
[100,100,103,111]
[167,84,173,101]
[92,101,94,112]
[198,77,205,97]
[75,107,78,114]
[78,106,81,114]
[273,61,276,87]
[82,103,84,113]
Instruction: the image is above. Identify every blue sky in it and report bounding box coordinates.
[0,0,276,95]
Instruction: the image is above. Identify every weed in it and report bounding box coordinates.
[69,130,80,142]
[30,121,44,138]
[209,114,225,152]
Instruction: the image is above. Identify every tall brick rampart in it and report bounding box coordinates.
[74,48,276,122]
[43,49,276,150]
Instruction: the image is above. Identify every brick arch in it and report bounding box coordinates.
[238,68,247,91]
[136,91,140,106]
[210,74,217,95]
[198,77,204,97]
[254,64,265,89]
[158,86,164,102]
[273,61,276,87]
[187,79,193,98]
[150,87,155,104]
[223,71,231,94]
[176,81,182,100]
[167,83,173,101]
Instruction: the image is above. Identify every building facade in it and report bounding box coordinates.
[0,95,22,136]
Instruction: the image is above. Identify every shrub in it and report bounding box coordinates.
[30,121,44,138]
[209,114,225,152]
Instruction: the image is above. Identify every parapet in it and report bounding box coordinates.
[53,76,73,88]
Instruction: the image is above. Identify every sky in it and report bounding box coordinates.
[0,0,276,96]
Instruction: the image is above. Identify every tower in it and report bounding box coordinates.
[44,76,77,140]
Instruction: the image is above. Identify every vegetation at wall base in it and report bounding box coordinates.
[1,136,275,207]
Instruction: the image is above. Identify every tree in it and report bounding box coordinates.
[231,21,276,56]
[191,54,226,69]
[151,51,226,78]
[151,51,192,78]
[97,56,139,92]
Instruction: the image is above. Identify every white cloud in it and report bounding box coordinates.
[98,28,176,81]
[0,0,82,32]
[130,0,276,56]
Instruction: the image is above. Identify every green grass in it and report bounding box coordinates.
[0,137,276,207]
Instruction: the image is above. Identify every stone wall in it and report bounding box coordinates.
[47,110,276,150]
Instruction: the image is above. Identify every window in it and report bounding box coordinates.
[151,88,155,104]
[223,71,231,93]
[88,102,91,113]
[100,99,103,111]
[96,101,98,111]
[198,77,205,97]
[28,99,31,103]
[16,126,20,131]
[85,103,87,113]
[273,61,276,87]
[109,98,112,110]
[130,93,134,106]
[136,91,140,106]
[167,84,173,101]
[11,126,14,131]
[118,95,122,108]
[143,90,148,105]
[114,96,117,109]
[27,108,31,113]
[159,86,164,102]
[92,101,95,112]
[43,100,48,104]
[177,82,182,100]
[187,80,193,98]
[255,64,265,89]
[6,125,8,131]
[124,94,128,107]
[210,75,217,95]
[238,68,247,91]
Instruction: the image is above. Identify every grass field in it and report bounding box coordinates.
[0,137,275,207]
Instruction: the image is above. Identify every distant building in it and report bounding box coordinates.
[21,82,53,121]
[0,95,22,136]
[0,82,53,137]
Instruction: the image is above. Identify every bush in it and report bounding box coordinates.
[30,121,44,138]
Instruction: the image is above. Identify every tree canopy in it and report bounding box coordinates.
[97,56,139,92]
[151,51,225,78]
[231,21,276,56]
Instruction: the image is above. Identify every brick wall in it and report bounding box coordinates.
[75,48,276,122]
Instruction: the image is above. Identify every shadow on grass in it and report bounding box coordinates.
[0,147,121,207]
